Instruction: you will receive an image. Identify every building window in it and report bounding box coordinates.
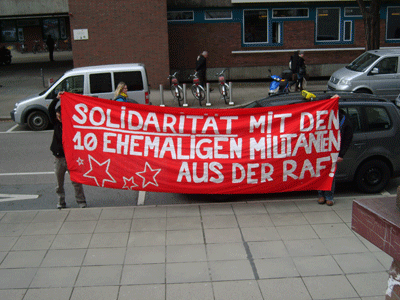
[167,11,194,21]
[43,19,60,40]
[344,7,362,17]
[344,21,352,41]
[272,8,308,18]
[1,20,17,42]
[387,7,400,40]
[244,9,268,44]
[316,8,340,42]
[205,11,232,20]
[271,22,282,43]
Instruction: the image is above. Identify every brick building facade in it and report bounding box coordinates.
[67,0,170,89]
[2,1,400,88]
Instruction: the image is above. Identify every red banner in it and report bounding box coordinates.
[61,92,340,194]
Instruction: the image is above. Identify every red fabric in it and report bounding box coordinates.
[61,92,340,194]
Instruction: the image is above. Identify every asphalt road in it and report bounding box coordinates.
[1,123,399,211]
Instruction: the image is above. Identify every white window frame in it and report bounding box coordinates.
[243,9,269,44]
[167,11,194,22]
[386,6,400,40]
[316,7,341,42]
[271,22,282,44]
[204,10,232,20]
[343,20,352,41]
[272,8,309,19]
[344,7,363,17]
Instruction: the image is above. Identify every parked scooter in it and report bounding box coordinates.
[0,46,12,65]
[268,69,291,96]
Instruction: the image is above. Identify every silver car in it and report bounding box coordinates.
[328,49,400,100]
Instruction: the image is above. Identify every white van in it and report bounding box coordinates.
[10,63,150,130]
[327,48,400,101]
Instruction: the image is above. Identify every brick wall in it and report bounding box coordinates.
[168,18,399,79]
[68,0,170,88]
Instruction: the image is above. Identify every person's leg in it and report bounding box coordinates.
[317,190,326,204]
[298,74,304,90]
[72,181,87,207]
[55,157,67,208]
[325,178,336,206]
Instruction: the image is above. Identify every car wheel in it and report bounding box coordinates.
[27,111,49,131]
[355,159,390,193]
[354,88,372,94]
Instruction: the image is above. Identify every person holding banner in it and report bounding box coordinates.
[114,82,138,103]
[317,107,353,206]
[49,93,87,209]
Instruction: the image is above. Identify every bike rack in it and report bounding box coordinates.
[206,83,211,106]
[159,84,165,107]
[183,83,188,107]
[228,82,234,106]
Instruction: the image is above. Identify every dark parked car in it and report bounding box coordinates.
[239,92,400,193]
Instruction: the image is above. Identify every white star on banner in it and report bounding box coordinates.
[76,157,84,166]
[83,155,116,187]
[122,177,138,190]
[136,162,161,188]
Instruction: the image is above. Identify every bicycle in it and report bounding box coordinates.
[167,71,183,106]
[32,40,45,54]
[189,71,206,106]
[215,69,230,104]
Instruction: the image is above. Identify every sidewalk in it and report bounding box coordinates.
[0,198,390,299]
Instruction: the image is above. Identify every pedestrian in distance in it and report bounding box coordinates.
[114,82,138,103]
[195,51,211,90]
[317,98,353,206]
[46,35,55,61]
[49,92,87,209]
[289,50,306,91]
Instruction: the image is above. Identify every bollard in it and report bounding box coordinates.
[159,84,165,107]
[183,83,188,107]
[228,82,234,106]
[41,68,45,88]
[206,82,211,106]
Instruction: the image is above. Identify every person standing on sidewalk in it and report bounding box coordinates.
[289,50,306,91]
[46,35,55,62]
[317,106,353,206]
[195,51,208,88]
[49,93,87,209]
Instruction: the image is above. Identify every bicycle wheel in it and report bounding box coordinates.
[171,85,183,106]
[219,84,230,104]
[198,85,206,106]
[176,85,183,106]
[191,85,205,106]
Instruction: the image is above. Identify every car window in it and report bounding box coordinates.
[114,71,144,91]
[90,73,112,93]
[346,52,379,72]
[365,106,392,131]
[341,107,361,133]
[47,75,84,99]
[373,57,398,74]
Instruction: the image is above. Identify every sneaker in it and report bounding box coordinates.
[326,200,334,206]
[317,197,326,205]
[78,202,87,208]
[57,203,66,209]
